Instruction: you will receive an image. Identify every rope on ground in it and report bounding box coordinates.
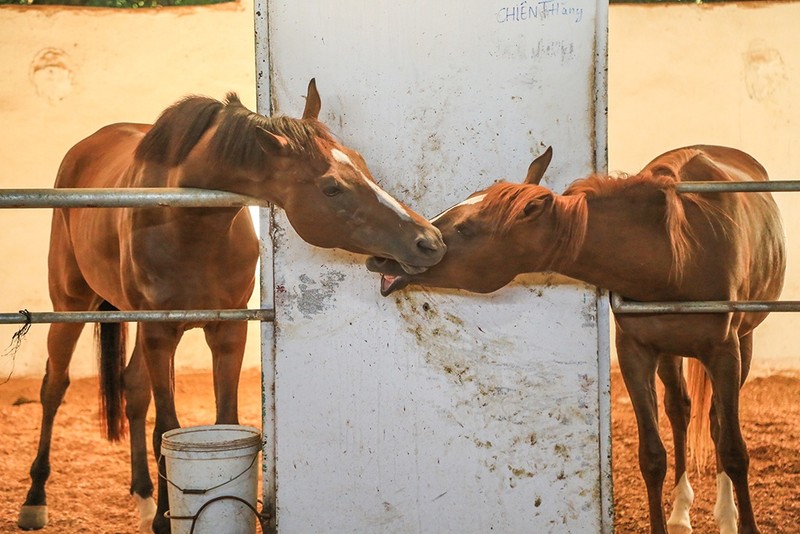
[1,309,32,384]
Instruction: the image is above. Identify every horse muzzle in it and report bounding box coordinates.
[365,256,417,296]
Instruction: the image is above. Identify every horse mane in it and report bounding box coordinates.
[481,149,728,278]
[135,93,335,168]
[564,150,723,280]
[483,183,589,270]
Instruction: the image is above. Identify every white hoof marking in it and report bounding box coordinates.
[667,473,694,534]
[715,472,739,534]
[133,494,157,533]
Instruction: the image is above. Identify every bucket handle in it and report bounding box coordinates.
[165,495,269,534]
[158,451,259,495]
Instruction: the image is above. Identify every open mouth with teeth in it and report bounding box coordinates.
[366,256,419,296]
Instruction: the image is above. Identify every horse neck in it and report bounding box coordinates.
[154,124,289,208]
[125,158,253,233]
[555,190,677,300]
[169,154,288,208]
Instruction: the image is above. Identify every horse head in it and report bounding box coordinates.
[258,80,447,273]
[367,146,559,295]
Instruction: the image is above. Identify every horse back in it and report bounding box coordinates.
[642,145,768,184]
[685,145,769,183]
[55,123,151,189]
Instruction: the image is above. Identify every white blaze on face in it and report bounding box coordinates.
[331,148,412,221]
[430,194,487,223]
[331,148,354,166]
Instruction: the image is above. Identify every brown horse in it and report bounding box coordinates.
[18,79,445,534]
[367,145,785,534]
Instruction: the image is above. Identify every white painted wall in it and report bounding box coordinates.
[263,1,610,531]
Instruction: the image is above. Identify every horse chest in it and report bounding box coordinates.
[72,209,259,309]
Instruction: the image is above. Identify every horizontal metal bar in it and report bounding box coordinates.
[0,188,270,208]
[610,293,800,314]
[676,180,800,193]
[0,308,275,324]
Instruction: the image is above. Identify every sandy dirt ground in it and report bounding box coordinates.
[611,367,800,533]
[1,366,798,533]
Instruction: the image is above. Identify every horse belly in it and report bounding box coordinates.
[614,313,734,357]
[59,208,131,306]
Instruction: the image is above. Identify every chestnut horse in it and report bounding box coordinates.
[367,145,785,534]
[18,80,445,534]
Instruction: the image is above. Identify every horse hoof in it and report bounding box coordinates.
[17,505,48,531]
[667,526,692,534]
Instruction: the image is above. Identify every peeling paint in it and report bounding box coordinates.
[291,270,345,319]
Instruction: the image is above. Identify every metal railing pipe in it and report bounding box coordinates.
[0,188,269,208]
[675,180,800,194]
[610,293,800,314]
[0,308,275,324]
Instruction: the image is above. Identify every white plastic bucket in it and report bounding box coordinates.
[161,425,262,534]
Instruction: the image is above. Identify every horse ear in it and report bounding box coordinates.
[256,127,289,154]
[524,146,553,185]
[522,192,553,219]
[302,78,322,120]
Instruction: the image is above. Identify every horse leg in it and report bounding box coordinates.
[138,322,183,534]
[705,335,759,534]
[707,394,734,534]
[124,340,157,533]
[739,332,753,386]
[203,320,247,424]
[658,355,694,534]
[617,332,668,534]
[18,322,85,530]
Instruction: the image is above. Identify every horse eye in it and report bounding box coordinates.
[322,184,342,197]
[319,175,344,197]
[455,221,476,238]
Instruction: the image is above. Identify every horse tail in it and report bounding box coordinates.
[96,300,128,442]
[686,358,713,473]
